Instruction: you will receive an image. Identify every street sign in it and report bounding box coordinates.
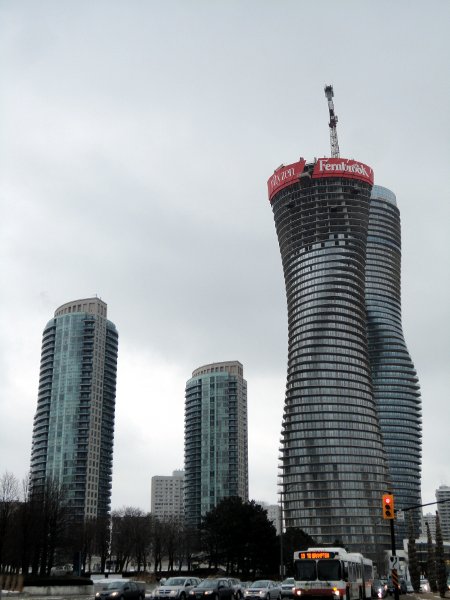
[396,510,405,522]
[389,556,400,570]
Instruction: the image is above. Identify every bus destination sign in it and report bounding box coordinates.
[298,551,336,560]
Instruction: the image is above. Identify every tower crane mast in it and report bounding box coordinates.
[324,84,340,158]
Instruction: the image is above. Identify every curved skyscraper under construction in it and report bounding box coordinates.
[367,185,422,542]
[268,158,391,557]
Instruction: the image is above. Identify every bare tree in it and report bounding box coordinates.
[111,507,148,572]
[181,525,200,572]
[0,471,19,571]
[94,515,111,573]
[163,517,182,573]
[151,517,163,573]
[407,513,420,592]
[30,476,70,576]
[426,522,437,592]
[435,512,447,598]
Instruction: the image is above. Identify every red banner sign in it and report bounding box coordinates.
[267,159,306,201]
[312,158,374,185]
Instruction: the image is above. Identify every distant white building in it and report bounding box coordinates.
[267,504,281,535]
[436,485,450,540]
[151,470,184,521]
[258,501,281,535]
[422,512,437,539]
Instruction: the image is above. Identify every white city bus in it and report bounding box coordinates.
[292,547,374,600]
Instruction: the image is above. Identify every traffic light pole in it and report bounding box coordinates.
[390,518,400,600]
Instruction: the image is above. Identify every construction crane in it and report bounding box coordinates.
[324,84,340,158]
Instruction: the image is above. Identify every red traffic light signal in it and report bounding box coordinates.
[382,494,395,519]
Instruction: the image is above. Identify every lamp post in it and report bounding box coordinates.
[279,490,284,579]
[279,484,291,580]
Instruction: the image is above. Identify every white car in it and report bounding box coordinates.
[419,578,430,593]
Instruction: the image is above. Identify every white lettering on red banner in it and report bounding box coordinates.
[267,159,306,201]
[313,158,374,185]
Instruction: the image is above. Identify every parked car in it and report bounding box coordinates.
[189,578,234,600]
[372,579,387,598]
[280,578,295,599]
[95,579,146,600]
[419,578,430,593]
[244,581,281,600]
[229,578,244,599]
[154,577,202,600]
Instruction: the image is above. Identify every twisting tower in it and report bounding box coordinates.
[267,88,391,559]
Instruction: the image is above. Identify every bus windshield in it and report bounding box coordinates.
[295,560,317,581]
[317,560,341,581]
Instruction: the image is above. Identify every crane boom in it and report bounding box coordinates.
[324,84,340,158]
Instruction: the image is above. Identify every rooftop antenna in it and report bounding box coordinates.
[324,84,340,158]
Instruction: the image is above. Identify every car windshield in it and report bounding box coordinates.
[103,582,123,590]
[295,560,317,581]
[317,560,341,581]
[282,579,294,585]
[165,579,187,586]
[198,581,217,589]
[251,581,270,588]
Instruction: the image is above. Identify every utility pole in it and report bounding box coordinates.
[383,494,400,600]
[324,84,340,158]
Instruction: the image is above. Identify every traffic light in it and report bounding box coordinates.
[382,493,395,519]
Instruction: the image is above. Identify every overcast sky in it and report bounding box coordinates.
[1,0,449,515]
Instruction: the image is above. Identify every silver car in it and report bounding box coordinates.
[154,577,202,600]
[280,578,295,599]
[244,581,281,600]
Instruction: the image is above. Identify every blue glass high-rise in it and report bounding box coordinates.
[184,361,248,527]
[30,298,118,520]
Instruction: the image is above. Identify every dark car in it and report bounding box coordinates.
[95,579,145,600]
[189,578,234,600]
[372,579,387,599]
[386,577,406,596]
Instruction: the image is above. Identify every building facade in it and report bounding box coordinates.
[184,361,248,527]
[258,501,281,535]
[268,158,391,558]
[422,513,437,539]
[30,297,118,520]
[436,486,450,540]
[151,470,185,521]
[366,185,422,543]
